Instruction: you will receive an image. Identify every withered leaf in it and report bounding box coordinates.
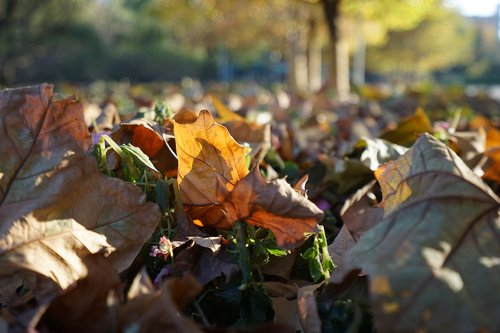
[380,107,432,146]
[271,297,303,332]
[328,133,500,332]
[0,84,161,307]
[339,179,384,241]
[224,121,272,160]
[116,268,204,333]
[209,92,246,123]
[112,118,176,175]
[261,250,298,280]
[39,254,122,333]
[216,167,323,251]
[357,137,408,171]
[166,110,248,229]
[297,282,323,333]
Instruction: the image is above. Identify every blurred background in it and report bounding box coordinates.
[1,0,500,100]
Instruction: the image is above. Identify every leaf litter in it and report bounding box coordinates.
[2,82,500,332]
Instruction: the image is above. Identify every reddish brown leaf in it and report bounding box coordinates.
[216,167,323,250]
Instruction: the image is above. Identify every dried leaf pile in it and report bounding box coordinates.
[1,82,500,332]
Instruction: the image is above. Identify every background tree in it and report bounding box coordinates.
[366,10,475,83]
[0,0,89,84]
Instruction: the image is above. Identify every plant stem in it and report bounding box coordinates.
[100,135,141,181]
[167,178,184,211]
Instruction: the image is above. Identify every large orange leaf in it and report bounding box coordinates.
[216,167,323,250]
[327,133,500,332]
[0,84,161,306]
[166,110,248,228]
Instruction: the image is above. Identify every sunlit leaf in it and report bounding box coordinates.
[380,107,432,146]
[328,133,500,332]
[216,167,323,250]
[166,110,248,229]
[0,84,161,308]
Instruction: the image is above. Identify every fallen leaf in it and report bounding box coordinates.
[339,179,384,241]
[470,115,500,151]
[297,282,323,333]
[114,268,204,333]
[263,282,298,300]
[165,274,204,309]
[261,250,298,280]
[357,137,408,171]
[95,103,120,131]
[327,226,356,266]
[333,158,374,194]
[482,148,500,183]
[111,118,176,175]
[328,133,500,332]
[293,175,309,197]
[209,93,246,123]
[0,84,161,309]
[38,255,122,333]
[271,297,303,332]
[216,167,323,251]
[171,212,221,255]
[196,246,241,285]
[172,109,198,124]
[166,110,248,229]
[380,107,432,146]
[0,315,6,333]
[224,121,272,160]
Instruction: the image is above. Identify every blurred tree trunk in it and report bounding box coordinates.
[321,0,348,101]
[352,30,366,87]
[308,16,322,92]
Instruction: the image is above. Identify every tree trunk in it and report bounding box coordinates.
[286,34,297,91]
[352,31,366,87]
[295,24,309,92]
[321,0,341,93]
[308,17,322,92]
[336,38,350,103]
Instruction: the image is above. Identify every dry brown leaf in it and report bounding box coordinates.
[216,167,323,251]
[166,110,248,229]
[112,118,177,177]
[171,212,221,254]
[328,225,356,266]
[84,103,120,132]
[116,268,204,333]
[165,274,204,309]
[0,84,161,309]
[261,250,298,280]
[327,133,500,332]
[297,282,323,333]
[224,121,272,160]
[380,107,432,146]
[263,282,298,299]
[340,179,384,241]
[38,254,122,333]
[172,109,199,124]
[293,175,309,197]
[271,297,303,332]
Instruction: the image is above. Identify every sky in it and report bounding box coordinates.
[445,0,500,16]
